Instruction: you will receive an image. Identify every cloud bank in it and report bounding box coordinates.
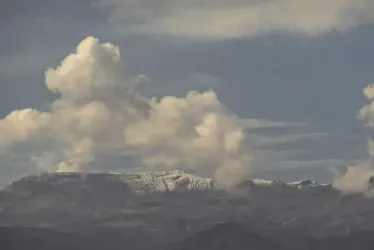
[96,0,374,39]
[0,37,254,187]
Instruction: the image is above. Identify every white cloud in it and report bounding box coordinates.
[95,0,374,39]
[334,84,374,193]
[333,162,374,193]
[0,109,51,147]
[0,36,255,187]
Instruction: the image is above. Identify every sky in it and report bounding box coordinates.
[2,0,374,189]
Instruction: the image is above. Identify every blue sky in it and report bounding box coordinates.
[1,0,374,186]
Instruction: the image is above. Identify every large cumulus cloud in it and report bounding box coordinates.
[0,36,254,187]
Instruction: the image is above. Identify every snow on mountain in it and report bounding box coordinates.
[235,178,329,190]
[288,179,330,189]
[1,170,374,237]
[119,170,216,193]
[3,171,329,195]
[3,170,216,195]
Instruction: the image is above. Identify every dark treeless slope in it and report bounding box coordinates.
[0,227,122,250]
[181,222,374,250]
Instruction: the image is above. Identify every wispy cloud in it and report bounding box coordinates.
[95,0,374,39]
[241,118,307,129]
[251,132,332,147]
[277,159,360,170]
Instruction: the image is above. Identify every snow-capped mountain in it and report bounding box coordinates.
[236,178,330,189]
[3,170,329,195]
[3,170,216,194]
[0,170,374,242]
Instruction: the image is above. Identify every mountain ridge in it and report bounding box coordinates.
[2,170,331,194]
[1,170,374,239]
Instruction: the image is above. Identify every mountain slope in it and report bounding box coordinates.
[0,171,373,237]
[0,227,122,250]
[2,171,374,249]
[181,222,374,250]
[181,222,288,250]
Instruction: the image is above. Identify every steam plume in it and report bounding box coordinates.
[334,84,374,193]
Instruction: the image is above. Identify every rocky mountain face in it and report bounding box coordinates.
[1,171,374,249]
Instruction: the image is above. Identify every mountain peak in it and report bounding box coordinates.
[3,171,331,197]
[5,170,216,194]
[235,178,327,190]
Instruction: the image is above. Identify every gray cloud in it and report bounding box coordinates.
[95,0,374,38]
